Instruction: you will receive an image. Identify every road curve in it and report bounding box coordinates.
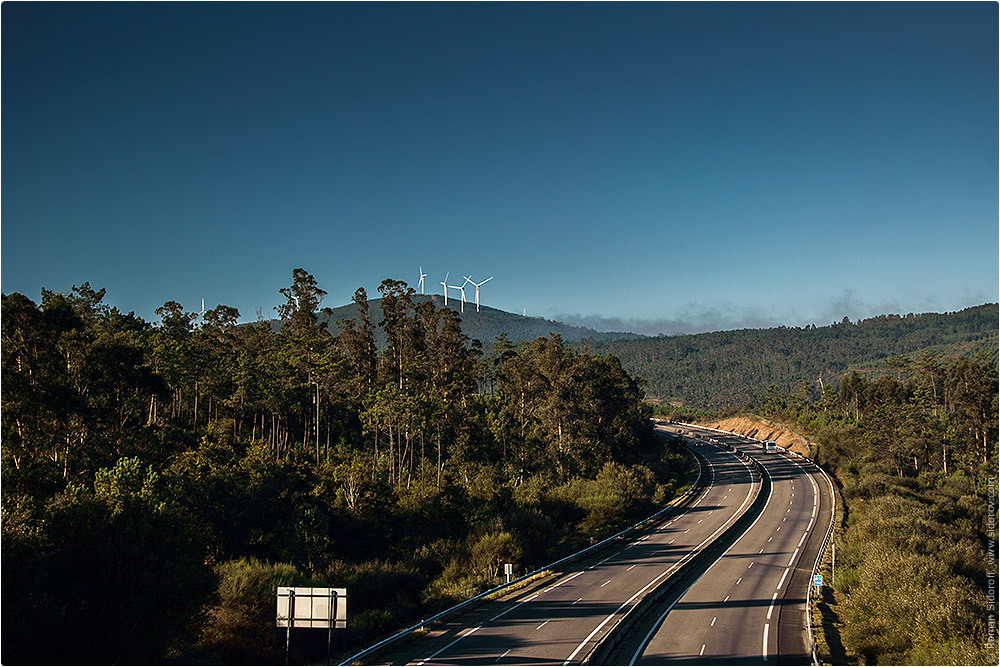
[372,429,760,665]
[632,427,834,666]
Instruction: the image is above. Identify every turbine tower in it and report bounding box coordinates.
[456,276,472,313]
[417,266,427,295]
[440,272,451,306]
[466,276,493,312]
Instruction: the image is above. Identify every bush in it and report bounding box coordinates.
[198,557,305,665]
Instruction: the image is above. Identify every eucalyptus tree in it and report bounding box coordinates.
[337,287,377,400]
[152,300,198,423]
[377,278,417,391]
[276,268,341,463]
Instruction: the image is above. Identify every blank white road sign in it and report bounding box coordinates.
[276,587,347,628]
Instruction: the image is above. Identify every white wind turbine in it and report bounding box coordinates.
[440,272,451,306]
[417,266,427,295]
[465,276,493,312]
[455,276,472,313]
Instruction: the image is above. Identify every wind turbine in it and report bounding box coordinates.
[417,266,427,295]
[456,276,472,313]
[465,276,493,312]
[440,272,451,306]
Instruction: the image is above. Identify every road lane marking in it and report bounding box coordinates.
[627,564,637,571]
[537,620,549,631]
[766,593,777,620]
[700,644,706,656]
[600,580,612,587]
[489,593,540,622]
[798,532,808,548]
[777,568,790,590]
[591,552,621,569]
[622,446,759,665]
[736,577,742,585]
[788,547,800,566]
[763,623,769,661]
[711,616,716,626]
[544,571,584,593]
[748,562,754,568]
[496,648,512,662]
[723,595,730,603]
[573,598,582,605]
[417,625,482,665]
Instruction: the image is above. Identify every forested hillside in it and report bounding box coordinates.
[753,355,997,665]
[591,304,998,409]
[1,270,687,665]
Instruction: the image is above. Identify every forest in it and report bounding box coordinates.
[1,270,688,665]
[756,353,998,665]
[591,304,998,408]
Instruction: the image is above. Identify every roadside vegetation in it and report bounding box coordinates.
[1,270,689,665]
[755,354,998,665]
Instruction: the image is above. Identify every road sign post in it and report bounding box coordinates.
[277,587,347,665]
[285,589,294,665]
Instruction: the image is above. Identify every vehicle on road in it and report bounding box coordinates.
[762,440,778,453]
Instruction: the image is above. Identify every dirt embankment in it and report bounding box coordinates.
[703,416,815,458]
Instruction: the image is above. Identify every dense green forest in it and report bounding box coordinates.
[1,270,687,665]
[591,304,998,408]
[756,353,998,665]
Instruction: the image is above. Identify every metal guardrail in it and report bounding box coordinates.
[338,431,705,666]
[678,422,838,665]
[586,434,769,664]
[805,462,838,666]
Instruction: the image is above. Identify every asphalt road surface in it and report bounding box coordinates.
[373,428,762,665]
[632,427,834,666]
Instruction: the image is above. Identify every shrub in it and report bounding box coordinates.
[198,557,305,665]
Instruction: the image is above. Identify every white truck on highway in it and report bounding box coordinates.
[762,440,778,453]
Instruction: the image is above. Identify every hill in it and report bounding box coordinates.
[318,294,644,347]
[587,304,998,409]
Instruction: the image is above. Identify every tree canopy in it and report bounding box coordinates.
[1,270,682,664]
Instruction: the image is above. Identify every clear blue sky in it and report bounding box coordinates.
[3,2,997,335]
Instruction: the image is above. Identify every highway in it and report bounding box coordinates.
[374,428,761,665]
[629,427,834,665]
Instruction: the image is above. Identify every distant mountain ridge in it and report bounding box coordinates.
[316,298,996,411]
[587,303,999,409]
[318,294,645,347]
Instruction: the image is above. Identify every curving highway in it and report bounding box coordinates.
[373,428,761,665]
[630,427,834,666]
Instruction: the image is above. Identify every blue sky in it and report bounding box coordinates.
[3,2,997,335]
